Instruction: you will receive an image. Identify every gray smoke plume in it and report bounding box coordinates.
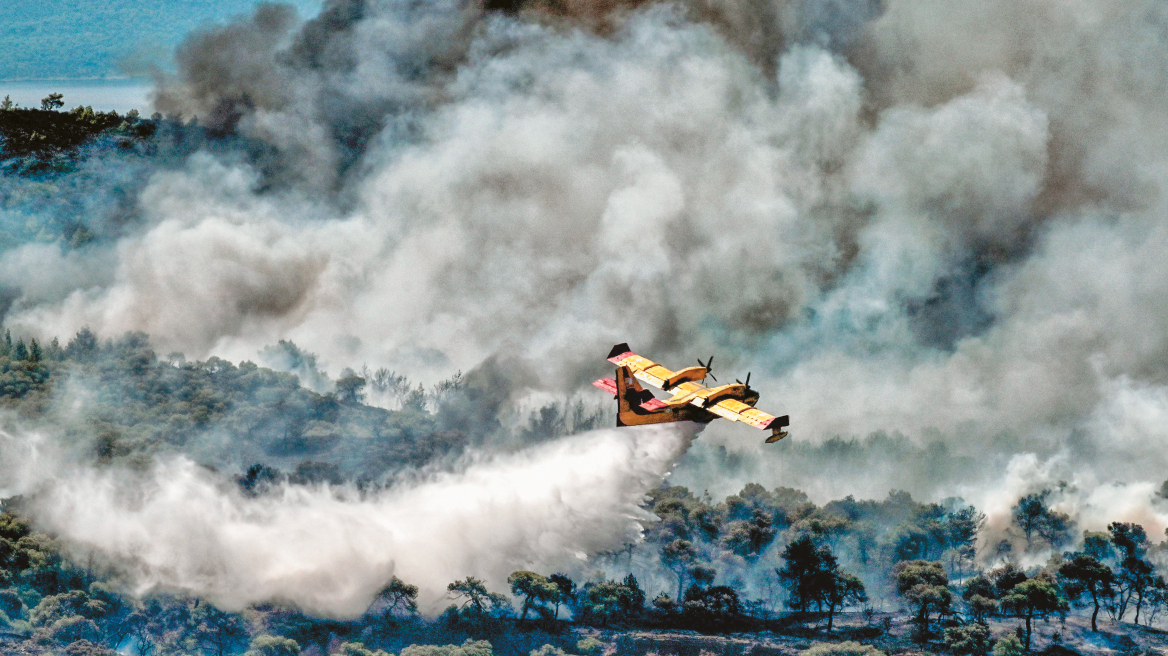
[2,0,1168,614]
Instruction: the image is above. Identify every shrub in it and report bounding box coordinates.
[992,634,1025,656]
[945,624,995,656]
[799,641,887,656]
[400,640,493,656]
[334,642,391,656]
[576,638,603,655]
[246,635,302,656]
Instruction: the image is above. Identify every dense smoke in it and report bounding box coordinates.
[2,0,1168,618]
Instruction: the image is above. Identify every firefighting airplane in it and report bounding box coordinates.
[593,343,789,443]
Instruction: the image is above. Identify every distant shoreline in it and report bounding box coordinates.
[0,79,154,112]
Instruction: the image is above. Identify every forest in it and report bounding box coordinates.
[0,329,1166,656]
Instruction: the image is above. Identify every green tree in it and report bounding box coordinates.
[893,560,952,637]
[377,576,419,615]
[618,573,646,621]
[722,509,776,558]
[574,576,643,628]
[945,504,986,569]
[779,536,868,631]
[821,571,868,632]
[661,538,697,600]
[1012,492,1071,551]
[681,584,742,631]
[40,93,64,111]
[447,577,508,617]
[508,571,559,620]
[191,603,248,656]
[777,535,824,611]
[989,564,1027,597]
[1082,531,1114,561]
[1143,576,1168,627]
[1059,554,1114,631]
[1,96,12,111]
[1109,522,1155,623]
[548,573,576,619]
[962,574,1000,624]
[999,571,1067,651]
[335,371,367,404]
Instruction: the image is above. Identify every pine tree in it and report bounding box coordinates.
[14,339,28,361]
[40,93,64,111]
[28,339,41,363]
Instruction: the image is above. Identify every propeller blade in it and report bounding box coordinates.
[698,356,716,382]
[745,372,751,386]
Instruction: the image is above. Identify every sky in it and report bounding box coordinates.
[0,0,322,81]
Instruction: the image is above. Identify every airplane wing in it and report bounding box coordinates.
[606,343,676,390]
[707,399,790,442]
[661,381,707,407]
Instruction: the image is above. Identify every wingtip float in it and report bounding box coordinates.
[592,343,789,443]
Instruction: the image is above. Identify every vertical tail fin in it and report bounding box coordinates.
[607,343,633,363]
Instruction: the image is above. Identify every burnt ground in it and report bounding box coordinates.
[573,612,1168,656]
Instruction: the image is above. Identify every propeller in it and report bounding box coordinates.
[735,372,752,389]
[697,356,717,382]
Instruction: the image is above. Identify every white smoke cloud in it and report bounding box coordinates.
[0,422,695,617]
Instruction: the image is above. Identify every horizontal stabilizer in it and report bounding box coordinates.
[760,414,790,430]
[639,398,667,412]
[592,378,618,395]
